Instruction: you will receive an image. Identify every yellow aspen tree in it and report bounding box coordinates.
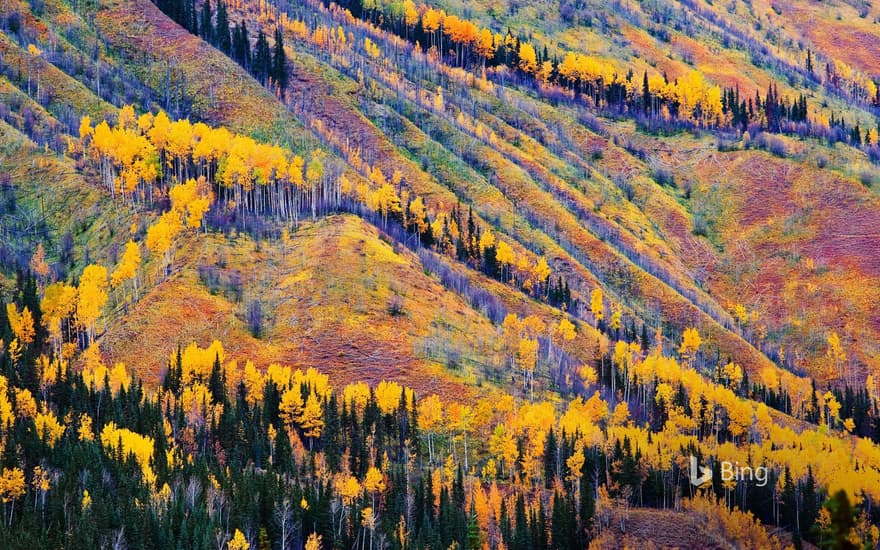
[610,303,622,332]
[488,424,517,477]
[590,288,604,322]
[531,256,551,289]
[6,304,35,347]
[343,381,371,413]
[14,389,36,418]
[364,466,385,511]
[611,402,630,426]
[678,327,701,367]
[479,230,495,254]
[117,104,136,130]
[566,443,585,489]
[496,241,516,281]
[0,376,13,428]
[826,331,847,381]
[41,282,76,356]
[79,115,93,145]
[537,60,554,84]
[76,264,108,345]
[111,240,141,301]
[579,364,598,388]
[34,410,64,447]
[228,529,250,550]
[375,381,403,415]
[0,467,26,523]
[145,212,181,278]
[721,362,743,389]
[403,0,419,28]
[100,422,156,485]
[336,473,361,507]
[78,414,94,441]
[279,388,303,431]
[518,42,538,74]
[304,533,322,550]
[297,393,325,443]
[418,394,443,463]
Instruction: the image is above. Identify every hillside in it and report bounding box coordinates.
[0,0,879,547]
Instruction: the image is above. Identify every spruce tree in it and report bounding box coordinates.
[272,26,289,90]
[199,0,213,44]
[214,0,231,53]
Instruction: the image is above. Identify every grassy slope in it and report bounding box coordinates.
[0,119,133,278]
[91,0,315,148]
[101,214,498,400]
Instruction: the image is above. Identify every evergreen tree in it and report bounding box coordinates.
[815,490,857,550]
[252,30,272,84]
[272,26,289,90]
[214,0,231,53]
[199,0,213,45]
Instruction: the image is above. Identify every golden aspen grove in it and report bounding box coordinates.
[1,0,880,546]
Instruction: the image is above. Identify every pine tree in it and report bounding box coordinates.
[214,0,231,53]
[253,30,272,84]
[199,0,213,45]
[545,429,558,488]
[272,27,289,91]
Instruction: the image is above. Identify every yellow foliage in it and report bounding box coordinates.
[0,376,16,429]
[14,388,36,418]
[79,414,94,442]
[335,473,361,506]
[566,444,585,482]
[34,409,64,447]
[31,466,49,493]
[177,340,225,385]
[590,288,604,321]
[299,393,325,439]
[111,240,141,289]
[518,42,538,74]
[228,529,249,550]
[364,466,385,494]
[0,467,25,503]
[721,362,743,389]
[304,533,322,550]
[579,365,598,387]
[375,380,403,414]
[496,240,516,267]
[77,264,108,336]
[418,394,444,432]
[343,381,371,412]
[41,282,77,344]
[611,402,630,426]
[100,422,156,485]
[6,304,35,346]
[678,327,702,363]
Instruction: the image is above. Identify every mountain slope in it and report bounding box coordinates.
[1,0,880,547]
